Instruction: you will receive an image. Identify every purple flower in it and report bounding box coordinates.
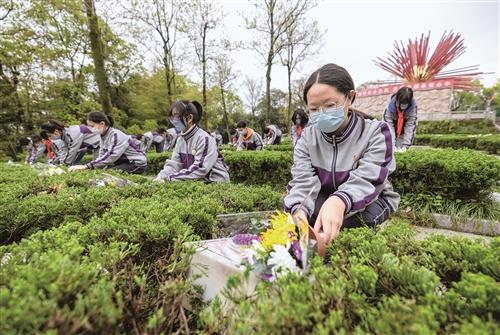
[232,233,261,246]
[291,240,302,261]
[261,273,273,281]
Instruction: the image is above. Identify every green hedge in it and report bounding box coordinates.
[0,178,282,334]
[148,148,500,201]
[415,134,500,154]
[392,148,499,200]
[417,119,498,135]
[0,166,498,333]
[0,165,153,244]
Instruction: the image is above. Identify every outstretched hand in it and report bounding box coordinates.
[314,196,346,244]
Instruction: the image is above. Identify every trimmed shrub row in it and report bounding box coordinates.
[148,148,500,201]
[417,119,498,135]
[0,180,282,334]
[415,134,500,154]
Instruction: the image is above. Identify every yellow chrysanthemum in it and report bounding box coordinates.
[260,211,297,250]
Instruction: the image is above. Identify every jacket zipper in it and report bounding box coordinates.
[332,136,337,191]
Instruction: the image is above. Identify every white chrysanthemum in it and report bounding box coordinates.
[267,244,299,280]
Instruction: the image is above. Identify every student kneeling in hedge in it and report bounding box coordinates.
[235,120,263,151]
[155,100,230,183]
[284,63,400,244]
[69,112,147,174]
[383,86,418,153]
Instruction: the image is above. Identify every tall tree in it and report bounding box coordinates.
[244,0,312,123]
[211,55,237,136]
[122,0,182,105]
[84,0,112,115]
[279,13,322,133]
[243,76,263,127]
[183,0,224,129]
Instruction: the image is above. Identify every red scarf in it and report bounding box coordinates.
[396,109,404,138]
[296,125,303,137]
[43,139,54,159]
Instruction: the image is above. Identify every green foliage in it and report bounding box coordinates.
[415,134,500,154]
[392,148,500,201]
[0,167,282,333]
[147,148,500,204]
[417,119,498,135]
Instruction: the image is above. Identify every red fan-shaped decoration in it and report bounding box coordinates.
[374,31,482,90]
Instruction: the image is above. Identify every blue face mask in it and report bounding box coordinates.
[309,99,347,133]
[51,134,61,141]
[171,117,186,133]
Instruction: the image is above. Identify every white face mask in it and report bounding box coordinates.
[89,126,104,135]
[237,130,245,136]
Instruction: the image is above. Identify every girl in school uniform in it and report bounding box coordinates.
[41,120,100,166]
[284,63,400,244]
[155,100,229,183]
[68,112,147,173]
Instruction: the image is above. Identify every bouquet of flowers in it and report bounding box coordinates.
[32,163,66,176]
[89,173,137,187]
[231,211,324,282]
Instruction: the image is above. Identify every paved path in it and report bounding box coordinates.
[414,226,492,243]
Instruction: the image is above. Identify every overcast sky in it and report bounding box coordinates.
[217,0,499,92]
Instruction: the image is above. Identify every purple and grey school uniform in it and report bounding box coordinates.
[155,125,229,182]
[56,125,100,165]
[284,110,400,227]
[383,96,418,149]
[164,128,179,151]
[142,131,166,152]
[264,125,282,145]
[237,129,263,151]
[86,127,147,173]
[25,142,44,164]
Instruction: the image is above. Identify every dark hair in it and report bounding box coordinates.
[31,135,42,143]
[157,128,166,134]
[169,100,203,124]
[87,112,114,127]
[395,86,413,105]
[303,63,356,104]
[39,130,50,140]
[291,108,309,126]
[19,137,31,146]
[264,127,271,134]
[236,120,247,128]
[304,63,374,121]
[41,119,65,133]
[230,129,237,135]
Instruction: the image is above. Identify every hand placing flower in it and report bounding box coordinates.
[314,195,346,244]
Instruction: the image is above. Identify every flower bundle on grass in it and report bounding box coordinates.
[231,211,322,281]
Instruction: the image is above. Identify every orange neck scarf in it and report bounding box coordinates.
[243,128,254,141]
[396,109,404,138]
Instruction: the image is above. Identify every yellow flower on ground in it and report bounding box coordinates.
[260,211,297,250]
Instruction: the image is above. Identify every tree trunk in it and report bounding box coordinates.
[84,0,112,115]
[221,87,229,137]
[202,24,208,129]
[287,64,292,135]
[265,55,272,124]
[163,46,173,105]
